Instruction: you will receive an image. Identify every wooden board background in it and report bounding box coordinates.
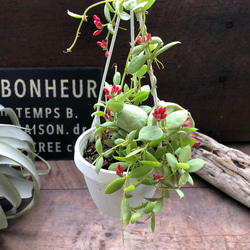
[0,0,250,142]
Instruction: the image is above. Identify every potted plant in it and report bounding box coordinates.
[67,0,206,242]
[0,105,50,229]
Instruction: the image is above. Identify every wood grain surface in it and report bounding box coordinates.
[1,157,250,250]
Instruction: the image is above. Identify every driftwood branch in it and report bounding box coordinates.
[192,132,250,208]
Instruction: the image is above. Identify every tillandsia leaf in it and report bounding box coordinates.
[95,138,103,155]
[0,125,35,150]
[138,126,163,141]
[155,41,181,57]
[67,10,83,19]
[0,141,40,189]
[95,157,104,174]
[178,145,191,163]
[0,206,8,229]
[104,177,125,194]
[0,105,20,126]
[131,212,143,224]
[127,54,147,75]
[186,159,206,173]
[0,173,22,210]
[166,110,188,129]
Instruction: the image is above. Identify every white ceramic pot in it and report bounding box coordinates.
[74,128,156,218]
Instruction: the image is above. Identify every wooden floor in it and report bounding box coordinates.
[1,144,250,250]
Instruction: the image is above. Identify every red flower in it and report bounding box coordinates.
[104,109,113,121]
[93,30,102,36]
[137,36,142,44]
[191,135,200,146]
[152,106,167,122]
[182,116,191,127]
[153,173,163,180]
[104,84,122,99]
[105,50,109,58]
[93,15,102,29]
[116,163,123,177]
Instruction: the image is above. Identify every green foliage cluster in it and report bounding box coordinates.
[67,0,205,242]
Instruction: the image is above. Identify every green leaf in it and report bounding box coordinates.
[107,23,114,34]
[143,202,156,214]
[179,145,191,163]
[124,184,135,192]
[123,0,137,10]
[181,137,195,147]
[93,102,106,109]
[104,177,125,194]
[101,121,115,127]
[131,212,143,224]
[151,213,155,233]
[95,138,103,155]
[104,4,112,22]
[118,87,136,102]
[127,54,147,75]
[154,146,167,160]
[95,157,103,174]
[129,165,153,178]
[176,189,184,199]
[127,130,137,142]
[186,159,206,173]
[138,126,163,141]
[138,0,156,10]
[126,147,143,157]
[67,10,82,19]
[166,110,188,129]
[132,91,149,102]
[153,200,163,213]
[176,162,190,170]
[108,162,129,171]
[120,11,131,21]
[136,64,148,78]
[122,198,130,221]
[108,102,123,112]
[114,138,125,145]
[141,161,162,167]
[155,41,181,57]
[166,153,178,170]
[178,172,189,188]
